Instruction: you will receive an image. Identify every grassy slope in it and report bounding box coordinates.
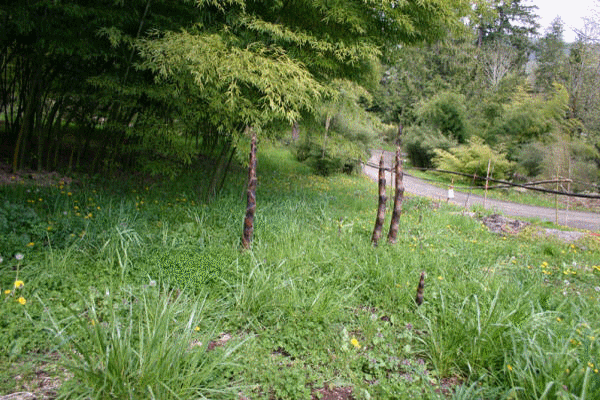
[1,143,599,399]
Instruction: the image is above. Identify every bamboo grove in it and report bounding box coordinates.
[0,0,467,183]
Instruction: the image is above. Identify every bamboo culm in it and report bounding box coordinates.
[241,129,257,250]
[388,145,405,244]
[371,154,387,246]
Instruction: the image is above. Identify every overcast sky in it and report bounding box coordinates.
[530,0,598,41]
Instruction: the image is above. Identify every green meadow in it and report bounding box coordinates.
[1,144,599,399]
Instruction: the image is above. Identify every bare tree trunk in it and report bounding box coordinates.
[387,146,405,244]
[371,154,387,246]
[241,128,257,250]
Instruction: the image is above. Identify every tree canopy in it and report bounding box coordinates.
[1,0,470,176]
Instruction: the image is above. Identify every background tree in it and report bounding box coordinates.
[477,0,539,67]
[534,18,568,93]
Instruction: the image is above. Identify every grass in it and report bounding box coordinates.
[1,142,600,399]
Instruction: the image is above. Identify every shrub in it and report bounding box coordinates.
[403,125,455,168]
[433,137,514,182]
[513,142,546,177]
[293,130,368,176]
[416,91,469,143]
[293,81,381,175]
[540,136,600,191]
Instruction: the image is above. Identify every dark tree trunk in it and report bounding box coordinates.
[241,128,257,250]
[387,146,405,244]
[371,154,387,246]
[12,75,40,172]
[217,145,236,195]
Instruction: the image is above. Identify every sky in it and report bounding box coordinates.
[530,0,598,41]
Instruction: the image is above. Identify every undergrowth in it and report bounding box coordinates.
[1,143,599,399]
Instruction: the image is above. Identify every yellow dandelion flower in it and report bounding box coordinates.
[589,362,595,368]
[14,280,24,289]
[27,242,34,247]
[194,326,201,332]
[507,364,513,372]
[350,337,361,349]
[17,297,26,305]
[556,317,562,322]
[438,276,443,280]
[4,289,11,295]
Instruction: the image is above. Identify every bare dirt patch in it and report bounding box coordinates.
[481,214,530,235]
[0,162,75,187]
[0,354,70,400]
[312,385,354,400]
[478,213,590,243]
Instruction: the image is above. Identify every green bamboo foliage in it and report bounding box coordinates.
[387,145,405,244]
[241,129,258,250]
[371,154,387,246]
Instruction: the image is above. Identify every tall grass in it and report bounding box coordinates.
[1,142,599,398]
[45,286,244,399]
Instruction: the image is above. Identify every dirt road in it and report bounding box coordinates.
[363,150,600,232]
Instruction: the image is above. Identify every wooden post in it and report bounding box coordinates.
[387,146,405,244]
[371,154,387,246]
[241,128,257,250]
[555,165,559,225]
[566,158,571,226]
[484,159,491,209]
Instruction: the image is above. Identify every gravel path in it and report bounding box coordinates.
[363,150,600,232]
